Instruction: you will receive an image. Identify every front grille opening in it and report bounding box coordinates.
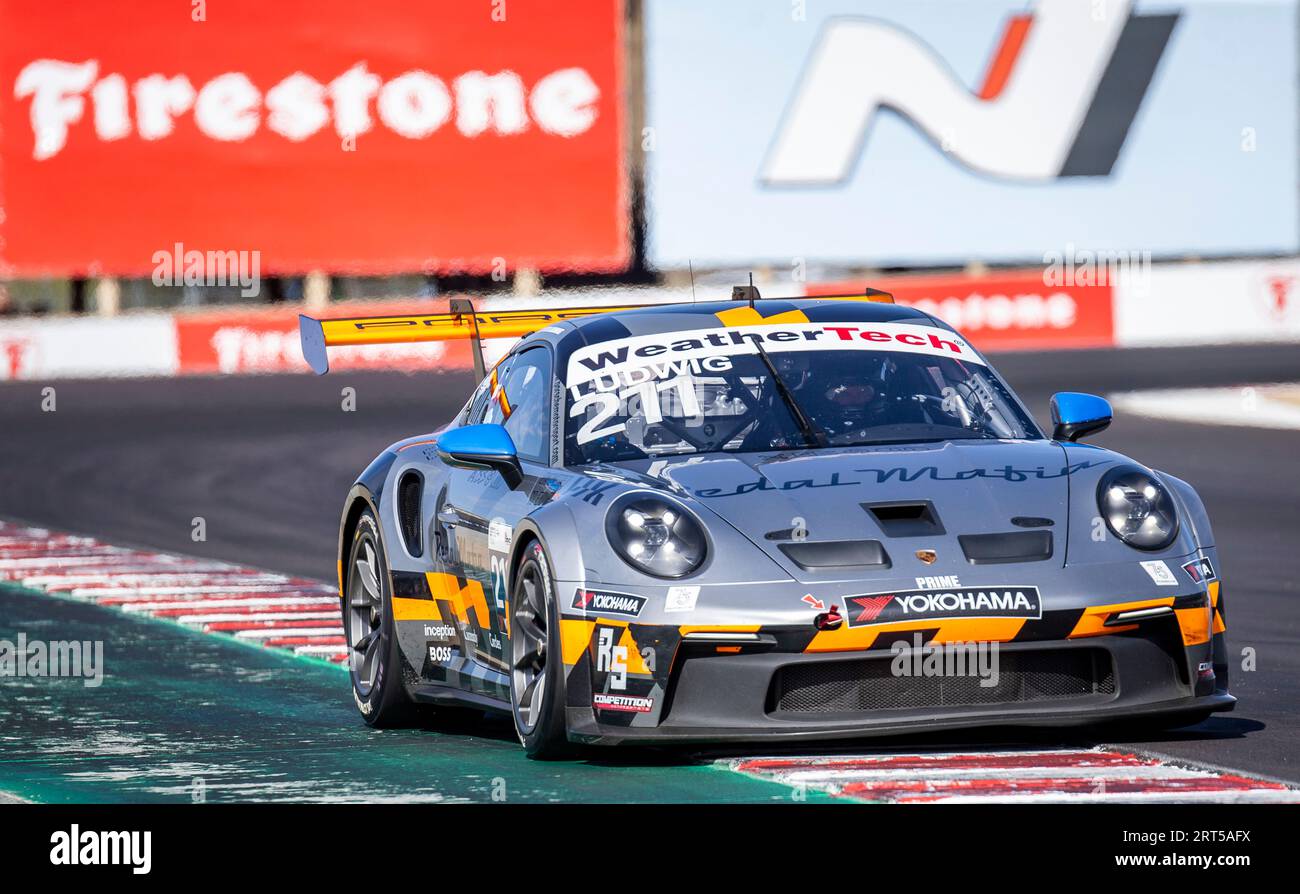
[769,649,1115,715]
[397,471,424,558]
[863,501,944,537]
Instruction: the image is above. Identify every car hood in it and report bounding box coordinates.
[608,439,1085,581]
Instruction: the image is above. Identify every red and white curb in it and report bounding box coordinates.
[729,749,1299,803]
[0,520,348,664]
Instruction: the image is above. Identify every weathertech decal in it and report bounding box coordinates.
[566,322,981,387]
[846,586,1042,628]
[762,0,1177,186]
[572,588,647,617]
[593,693,653,713]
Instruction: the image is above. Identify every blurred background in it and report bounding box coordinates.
[0,0,1295,378]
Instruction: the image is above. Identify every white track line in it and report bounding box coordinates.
[232,627,345,640]
[174,611,341,625]
[68,583,317,598]
[1111,384,1300,430]
[116,596,340,612]
[7,564,245,583]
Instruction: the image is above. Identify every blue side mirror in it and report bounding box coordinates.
[436,424,524,489]
[1050,392,1112,442]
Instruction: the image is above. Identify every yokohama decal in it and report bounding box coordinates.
[762,0,1177,186]
[846,586,1042,627]
[572,587,646,618]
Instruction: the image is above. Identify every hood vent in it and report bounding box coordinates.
[862,501,944,537]
[958,531,1053,565]
[778,540,891,571]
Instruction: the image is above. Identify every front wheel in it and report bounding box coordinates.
[345,509,417,727]
[510,540,572,759]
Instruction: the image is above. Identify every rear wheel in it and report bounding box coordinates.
[510,540,572,759]
[345,509,417,727]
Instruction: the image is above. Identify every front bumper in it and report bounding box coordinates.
[564,626,1233,747]
[560,548,1231,746]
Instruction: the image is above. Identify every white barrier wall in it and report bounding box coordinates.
[1114,259,1300,347]
[0,314,176,380]
[0,260,1297,381]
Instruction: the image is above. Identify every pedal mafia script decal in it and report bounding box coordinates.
[846,585,1042,628]
[762,0,1178,186]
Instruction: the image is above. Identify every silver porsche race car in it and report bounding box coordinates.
[300,289,1233,758]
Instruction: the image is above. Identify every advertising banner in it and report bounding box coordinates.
[644,0,1298,268]
[808,270,1115,353]
[174,304,472,376]
[0,0,627,276]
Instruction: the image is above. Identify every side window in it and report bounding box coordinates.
[467,356,514,426]
[499,348,553,464]
[461,378,489,426]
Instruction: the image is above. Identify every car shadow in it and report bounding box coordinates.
[391,706,1267,768]
[1099,715,1266,745]
[579,716,1270,768]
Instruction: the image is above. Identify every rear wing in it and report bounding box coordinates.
[297,298,648,378]
[298,289,894,377]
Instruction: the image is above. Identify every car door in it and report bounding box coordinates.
[439,346,554,679]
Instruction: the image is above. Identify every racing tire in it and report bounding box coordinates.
[509,540,573,760]
[344,509,419,727]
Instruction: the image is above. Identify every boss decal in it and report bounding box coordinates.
[572,587,647,617]
[845,585,1042,627]
[593,693,654,714]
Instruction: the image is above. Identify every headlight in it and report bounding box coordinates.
[605,494,707,578]
[1096,467,1178,550]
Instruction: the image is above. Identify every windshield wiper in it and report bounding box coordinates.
[752,343,828,449]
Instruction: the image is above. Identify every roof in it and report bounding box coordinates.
[533,297,937,351]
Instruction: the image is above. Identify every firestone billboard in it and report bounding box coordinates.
[0,0,628,276]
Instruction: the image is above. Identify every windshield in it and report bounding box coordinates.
[562,321,1041,465]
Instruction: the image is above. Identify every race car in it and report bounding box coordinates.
[299,289,1233,758]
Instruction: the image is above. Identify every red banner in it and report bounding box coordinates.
[174,302,473,376]
[808,270,1115,352]
[0,0,627,277]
